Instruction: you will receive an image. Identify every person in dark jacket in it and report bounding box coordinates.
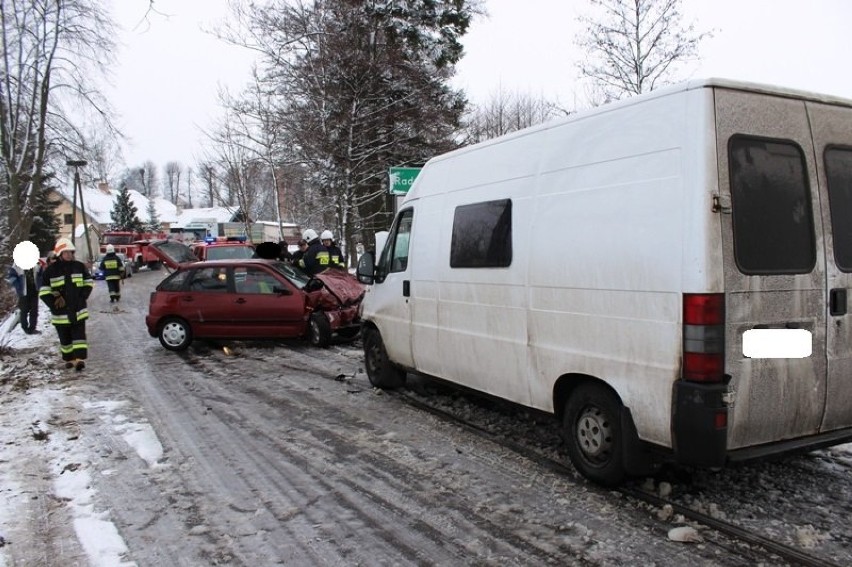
[290,239,308,265]
[277,239,293,262]
[99,244,125,303]
[298,229,330,275]
[5,261,42,334]
[39,238,94,371]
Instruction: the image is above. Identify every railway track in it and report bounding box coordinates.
[394,386,847,567]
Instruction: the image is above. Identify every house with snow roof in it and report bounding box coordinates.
[48,182,179,259]
[50,182,298,252]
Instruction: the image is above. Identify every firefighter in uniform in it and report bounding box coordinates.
[320,230,346,269]
[39,238,94,371]
[299,228,330,275]
[100,244,125,302]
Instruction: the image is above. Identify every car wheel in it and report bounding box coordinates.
[158,317,193,351]
[363,327,406,389]
[308,312,331,348]
[563,383,626,486]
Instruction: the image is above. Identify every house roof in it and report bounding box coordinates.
[57,184,178,225]
[172,206,243,229]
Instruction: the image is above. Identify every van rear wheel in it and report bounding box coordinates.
[363,327,406,389]
[563,383,626,486]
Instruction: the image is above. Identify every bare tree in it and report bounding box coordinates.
[138,160,158,198]
[184,166,194,207]
[463,87,562,144]
[203,112,268,235]
[214,72,294,240]
[197,161,217,207]
[163,161,183,204]
[83,127,123,183]
[576,0,711,103]
[0,0,117,253]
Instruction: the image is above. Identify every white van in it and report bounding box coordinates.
[356,78,852,486]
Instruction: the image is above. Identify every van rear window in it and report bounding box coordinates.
[825,147,852,272]
[450,199,512,268]
[728,136,815,275]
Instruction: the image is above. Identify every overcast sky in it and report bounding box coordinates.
[108,0,852,170]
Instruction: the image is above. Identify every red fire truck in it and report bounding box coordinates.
[100,231,168,271]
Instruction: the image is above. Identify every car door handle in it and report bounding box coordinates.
[235,298,247,304]
[181,296,194,302]
[830,288,847,316]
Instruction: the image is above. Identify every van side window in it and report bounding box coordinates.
[378,209,413,276]
[450,199,512,268]
[728,136,815,275]
[824,147,852,272]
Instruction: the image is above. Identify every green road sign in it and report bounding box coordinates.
[388,167,421,195]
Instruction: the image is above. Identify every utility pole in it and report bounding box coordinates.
[67,160,94,264]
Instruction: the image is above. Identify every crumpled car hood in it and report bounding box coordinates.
[314,269,365,309]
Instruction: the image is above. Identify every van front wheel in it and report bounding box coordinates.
[363,327,406,389]
[563,383,626,486]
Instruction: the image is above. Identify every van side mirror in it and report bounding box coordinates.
[357,252,375,284]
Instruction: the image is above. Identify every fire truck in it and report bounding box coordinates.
[100,231,168,271]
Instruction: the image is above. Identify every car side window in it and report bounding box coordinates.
[188,267,229,292]
[159,270,191,291]
[234,266,280,294]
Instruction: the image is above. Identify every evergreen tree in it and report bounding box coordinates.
[229,0,474,260]
[145,199,162,233]
[109,184,144,233]
[29,175,62,255]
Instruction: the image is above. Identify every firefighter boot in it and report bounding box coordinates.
[74,359,85,372]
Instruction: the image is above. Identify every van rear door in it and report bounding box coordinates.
[807,102,852,432]
[715,88,828,450]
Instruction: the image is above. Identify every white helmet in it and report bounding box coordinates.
[105,244,115,253]
[320,230,333,241]
[302,228,319,242]
[54,237,76,255]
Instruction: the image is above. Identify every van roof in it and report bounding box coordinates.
[403,77,852,204]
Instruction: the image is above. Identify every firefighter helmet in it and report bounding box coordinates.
[302,228,319,242]
[106,244,115,253]
[320,230,333,241]
[54,237,76,254]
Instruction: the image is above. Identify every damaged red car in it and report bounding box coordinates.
[144,240,364,351]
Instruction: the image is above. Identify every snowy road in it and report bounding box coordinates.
[1,269,851,566]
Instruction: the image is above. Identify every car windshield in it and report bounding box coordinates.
[268,260,312,289]
[206,246,255,261]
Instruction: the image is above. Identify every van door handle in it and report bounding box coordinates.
[403,280,410,297]
[830,288,847,316]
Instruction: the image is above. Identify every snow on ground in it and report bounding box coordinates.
[0,304,166,567]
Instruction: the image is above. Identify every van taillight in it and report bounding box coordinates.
[683,293,725,383]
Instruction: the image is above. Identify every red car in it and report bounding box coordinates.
[145,240,364,350]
